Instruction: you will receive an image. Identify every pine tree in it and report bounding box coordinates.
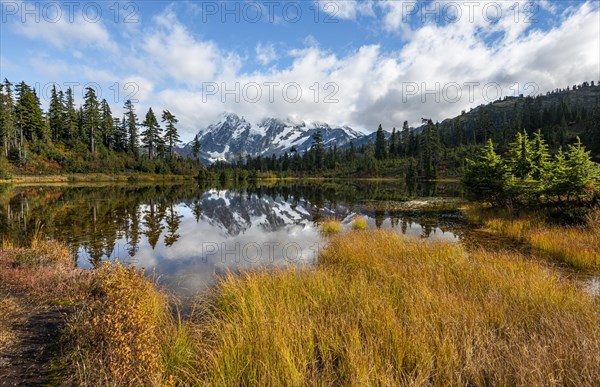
[311,131,325,170]
[590,104,600,153]
[562,137,598,201]
[375,124,387,160]
[15,81,44,143]
[141,108,161,159]
[420,119,441,179]
[83,87,101,153]
[124,99,138,154]
[99,99,113,149]
[0,79,16,157]
[388,127,398,157]
[48,84,64,142]
[63,87,78,142]
[161,110,180,159]
[113,115,128,152]
[191,134,201,162]
[506,131,533,179]
[463,139,508,205]
[530,129,550,181]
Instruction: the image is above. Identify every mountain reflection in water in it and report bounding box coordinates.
[0,181,463,294]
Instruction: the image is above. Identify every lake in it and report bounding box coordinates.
[0,180,465,295]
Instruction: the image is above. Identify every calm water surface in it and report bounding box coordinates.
[0,181,465,294]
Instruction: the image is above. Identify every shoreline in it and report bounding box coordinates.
[0,173,196,185]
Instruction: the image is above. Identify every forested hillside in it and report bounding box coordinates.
[208,82,600,180]
[1,79,599,179]
[0,79,200,178]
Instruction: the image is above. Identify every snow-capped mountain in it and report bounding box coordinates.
[189,188,355,237]
[179,113,366,164]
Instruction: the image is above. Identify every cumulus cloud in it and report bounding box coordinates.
[10,1,117,52]
[6,0,599,141]
[142,10,225,85]
[315,0,375,20]
[255,42,277,65]
[153,1,599,139]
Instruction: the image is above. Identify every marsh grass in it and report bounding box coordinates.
[320,218,342,235]
[0,238,88,302]
[59,230,600,385]
[63,261,171,386]
[465,205,600,271]
[351,215,368,230]
[190,231,600,385]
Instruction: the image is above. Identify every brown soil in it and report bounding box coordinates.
[0,290,71,386]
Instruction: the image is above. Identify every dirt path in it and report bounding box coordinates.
[0,294,72,386]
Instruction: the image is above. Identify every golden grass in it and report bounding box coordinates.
[63,261,171,386]
[351,215,368,230]
[320,218,342,235]
[464,206,600,271]
[37,229,600,385]
[189,231,600,385]
[0,240,89,302]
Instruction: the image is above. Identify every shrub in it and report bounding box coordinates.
[352,215,368,230]
[0,158,12,180]
[320,218,341,235]
[66,261,168,386]
[464,133,599,206]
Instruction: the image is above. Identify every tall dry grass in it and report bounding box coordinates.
[191,231,600,385]
[0,238,89,302]
[63,261,172,386]
[464,206,600,271]
[351,215,368,230]
[59,230,600,385]
[320,218,342,235]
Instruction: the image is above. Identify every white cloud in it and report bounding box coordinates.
[142,10,224,85]
[6,1,599,142]
[147,1,600,140]
[255,42,277,65]
[315,0,375,20]
[11,2,117,52]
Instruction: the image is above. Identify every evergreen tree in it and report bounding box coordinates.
[420,119,441,179]
[141,108,162,159]
[531,129,550,181]
[161,110,180,159]
[113,115,128,152]
[562,138,598,201]
[375,124,387,160]
[191,134,201,162]
[124,99,138,154]
[99,99,113,149]
[506,131,533,179]
[48,84,64,142]
[389,127,398,157]
[590,104,600,153]
[0,79,15,157]
[311,131,325,170]
[15,81,44,143]
[83,87,101,153]
[463,139,508,205]
[401,121,410,156]
[63,87,78,142]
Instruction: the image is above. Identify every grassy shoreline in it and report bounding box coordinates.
[464,205,600,271]
[0,173,196,184]
[2,227,599,385]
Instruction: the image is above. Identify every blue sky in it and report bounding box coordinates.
[1,0,599,141]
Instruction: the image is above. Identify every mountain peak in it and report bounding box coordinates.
[181,113,366,164]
